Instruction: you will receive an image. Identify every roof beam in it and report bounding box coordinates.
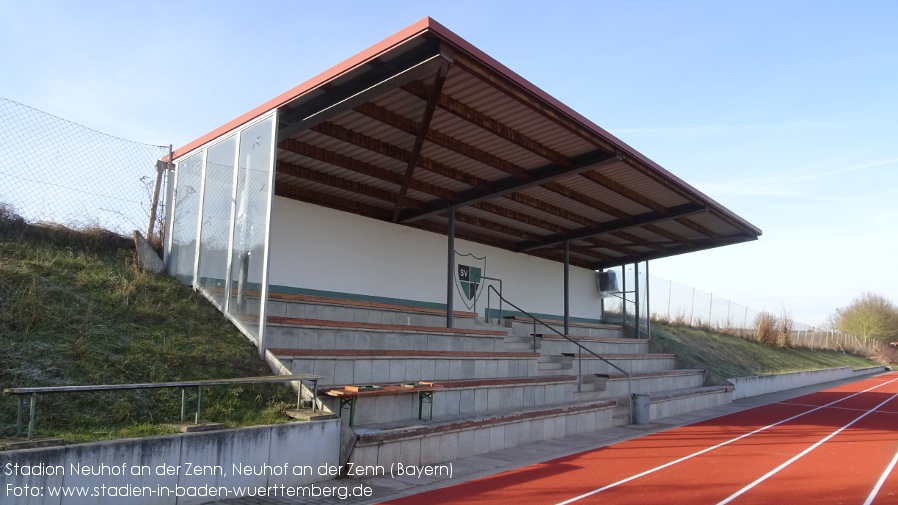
[447,50,760,238]
[448,51,618,155]
[591,235,758,269]
[274,182,393,221]
[311,121,492,190]
[401,80,571,167]
[578,170,718,239]
[518,203,707,252]
[393,67,447,221]
[453,211,547,242]
[472,201,570,235]
[276,159,427,211]
[355,102,531,179]
[278,41,449,140]
[278,138,457,201]
[398,150,619,223]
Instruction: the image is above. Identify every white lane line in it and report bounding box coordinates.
[554,376,898,505]
[863,446,898,505]
[717,392,898,505]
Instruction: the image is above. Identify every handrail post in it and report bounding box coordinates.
[533,319,537,352]
[180,387,187,423]
[28,393,37,440]
[16,395,24,437]
[195,386,202,424]
[578,354,582,392]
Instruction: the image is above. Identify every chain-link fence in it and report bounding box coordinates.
[0,97,170,237]
[648,276,881,355]
[601,265,879,355]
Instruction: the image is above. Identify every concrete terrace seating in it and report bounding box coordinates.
[260,294,735,468]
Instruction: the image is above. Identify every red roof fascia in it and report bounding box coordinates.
[171,17,436,160]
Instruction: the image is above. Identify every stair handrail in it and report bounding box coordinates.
[485,285,633,424]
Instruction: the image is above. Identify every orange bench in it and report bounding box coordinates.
[324,383,441,427]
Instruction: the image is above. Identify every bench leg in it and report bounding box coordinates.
[419,392,434,420]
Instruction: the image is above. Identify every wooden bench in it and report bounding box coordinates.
[324,383,442,427]
[4,374,322,439]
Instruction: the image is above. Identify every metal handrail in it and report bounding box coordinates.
[4,374,322,440]
[486,285,633,424]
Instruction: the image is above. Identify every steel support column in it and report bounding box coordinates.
[447,207,455,328]
[564,240,570,336]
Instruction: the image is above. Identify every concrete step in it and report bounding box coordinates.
[349,399,617,469]
[645,385,734,421]
[264,292,482,329]
[504,316,625,339]
[538,334,649,356]
[563,352,679,375]
[536,355,574,374]
[591,369,707,399]
[504,335,540,352]
[271,349,541,386]
[265,316,510,352]
[317,375,577,426]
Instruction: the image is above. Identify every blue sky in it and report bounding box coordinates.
[2,1,896,325]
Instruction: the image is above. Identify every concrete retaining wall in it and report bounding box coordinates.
[730,366,889,400]
[1,419,340,505]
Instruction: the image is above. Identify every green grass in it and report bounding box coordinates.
[0,206,296,443]
[651,323,879,378]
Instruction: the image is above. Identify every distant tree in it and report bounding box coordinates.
[833,293,898,342]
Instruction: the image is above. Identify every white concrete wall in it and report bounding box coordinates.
[0,420,340,505]
[730,366,888,400]
[268,198,602,321]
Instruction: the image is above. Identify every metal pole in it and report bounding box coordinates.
[622,266,627,328]
[689,287,695,326]
[634,262,640,338]
[27,394,36,440]
[446,207,455,328]
[147,158,165,241]
[645,261,651,339]
[563,240,570,336]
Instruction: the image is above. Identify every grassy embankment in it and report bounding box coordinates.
[651,323,879,378]
[0,206,295,443]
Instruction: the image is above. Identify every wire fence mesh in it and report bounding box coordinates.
[603,266,880,356]
[0,97,169,236]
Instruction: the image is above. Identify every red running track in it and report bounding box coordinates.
[381,373,898,505]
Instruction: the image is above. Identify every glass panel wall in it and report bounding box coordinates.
[168,152,203,283]
[196,136,237,308]
[227,116,275,341]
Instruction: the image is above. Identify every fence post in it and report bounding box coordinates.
[689,287,695,326]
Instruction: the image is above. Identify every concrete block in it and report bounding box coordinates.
[485,359,498,378]
[334,360,355,385]
[459,389,475,414]
[313,360,337,384]
[439,433,459,462]
[420,359,437,382]
[389,360,406,382]
[399,438,422,466]
[474,359,486,377]
[461,359,475,378]
[503,423,519,449]
[474,389,489,413]
[517,420,533,445]
[474,428,491,456]
[488,425,506,452]
[434,359,450,380]
[353,359,373,385]
[376,442,402,468]
[371,359,391,383]
[420,435,442,466]
[456,429,476,459]
[405,359,423,382]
